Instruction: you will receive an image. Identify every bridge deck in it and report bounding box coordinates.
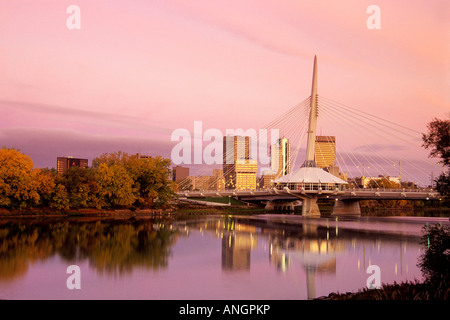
[177,188,441,201]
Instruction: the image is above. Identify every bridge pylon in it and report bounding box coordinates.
[272,56,349,218]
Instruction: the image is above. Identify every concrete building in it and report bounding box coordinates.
[223,135,257,190]
[136,153,152,159]
[261,138,291,189]
[271,138,291,177]
[314,136,336,169]
[234,159,258,190]
[173,165,190,182]
[212,169,225,191]
[57,157,88,174]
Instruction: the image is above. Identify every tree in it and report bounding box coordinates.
[422,117,450,167]
[417,224,450,286]
[367,177,399,189]
[0,148,41,209]
[93,152,176,208]
[59,166,100,208]
[51,184,70,210]
[422,117,450,198]
[34,168,56,207]
[128,156,176,207]
[96,163,136,207]
[434,172,450,198]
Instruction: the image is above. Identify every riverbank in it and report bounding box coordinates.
[0,202,267,218]
[318,279,449,300]
[1,201,449,219]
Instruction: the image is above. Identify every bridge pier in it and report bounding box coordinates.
[302,197,321,218]
[331,200,361,217]
[264,200,299,212]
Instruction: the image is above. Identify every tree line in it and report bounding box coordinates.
[0,149,177,210]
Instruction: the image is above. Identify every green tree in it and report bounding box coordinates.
[434,172,450,198]
[422,116,450,198]
[51,184,70,210]
[96,163,136,207]
[422,117,450,167]
[93,152,176,208]
[417,224,450,286]
[129,156,176,207]
[60,167,100,208]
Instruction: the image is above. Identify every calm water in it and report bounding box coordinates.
[0,213,448,300]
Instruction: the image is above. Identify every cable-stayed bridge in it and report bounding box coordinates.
[176,56,442,217]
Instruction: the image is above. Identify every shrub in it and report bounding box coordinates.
[417,223,450,285]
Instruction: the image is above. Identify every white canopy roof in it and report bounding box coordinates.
[274,167,348,185]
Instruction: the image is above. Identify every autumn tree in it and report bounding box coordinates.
[367,177,399,189]
[51,184,70,210]
[59,166,101,208]
[34,168,57,207]
[96,163,136,207]
[0,148,43,209]
[93,152,175,208]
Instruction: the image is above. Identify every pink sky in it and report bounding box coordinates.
[0,0,448,183]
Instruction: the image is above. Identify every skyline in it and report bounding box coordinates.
[1,1,449,185]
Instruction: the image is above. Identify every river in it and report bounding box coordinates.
[0,212,448,300]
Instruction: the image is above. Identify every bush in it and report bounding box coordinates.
[417,223,450,285]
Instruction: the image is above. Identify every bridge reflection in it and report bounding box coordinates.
[178,215,423,299]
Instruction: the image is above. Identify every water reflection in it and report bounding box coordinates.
[0,215,442,299]
[0,218,177,281]
[173,215,431,299]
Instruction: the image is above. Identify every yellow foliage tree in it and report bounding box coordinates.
[0,148,44,209]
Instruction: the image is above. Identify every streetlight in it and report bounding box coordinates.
[393,160,401,188]
[357,162,370,188]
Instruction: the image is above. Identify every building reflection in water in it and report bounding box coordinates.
[219,218,257,271]
[182,216,419,299]
[0,216,424,299]
[269,235,345,299]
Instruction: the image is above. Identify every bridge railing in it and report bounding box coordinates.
[274,182,347,192]
[177,187,439,195]
[344,187,438,193]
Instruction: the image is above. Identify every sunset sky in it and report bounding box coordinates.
[0,0,448,184]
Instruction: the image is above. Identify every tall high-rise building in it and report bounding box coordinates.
[314,136,336,169]
[57,157,88,174]
[262,138,291,189]
[271,138,291,177]
[223,135,257,190]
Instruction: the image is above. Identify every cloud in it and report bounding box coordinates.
[0,99,172,136]
[353,143,408,153]
[0,127,174,169]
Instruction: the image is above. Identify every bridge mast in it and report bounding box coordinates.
[303,55,318,167]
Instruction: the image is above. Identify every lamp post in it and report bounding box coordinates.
[357,162,370,188]
[393,160,401,188]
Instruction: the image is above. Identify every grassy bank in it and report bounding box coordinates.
[0,201,267,217]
